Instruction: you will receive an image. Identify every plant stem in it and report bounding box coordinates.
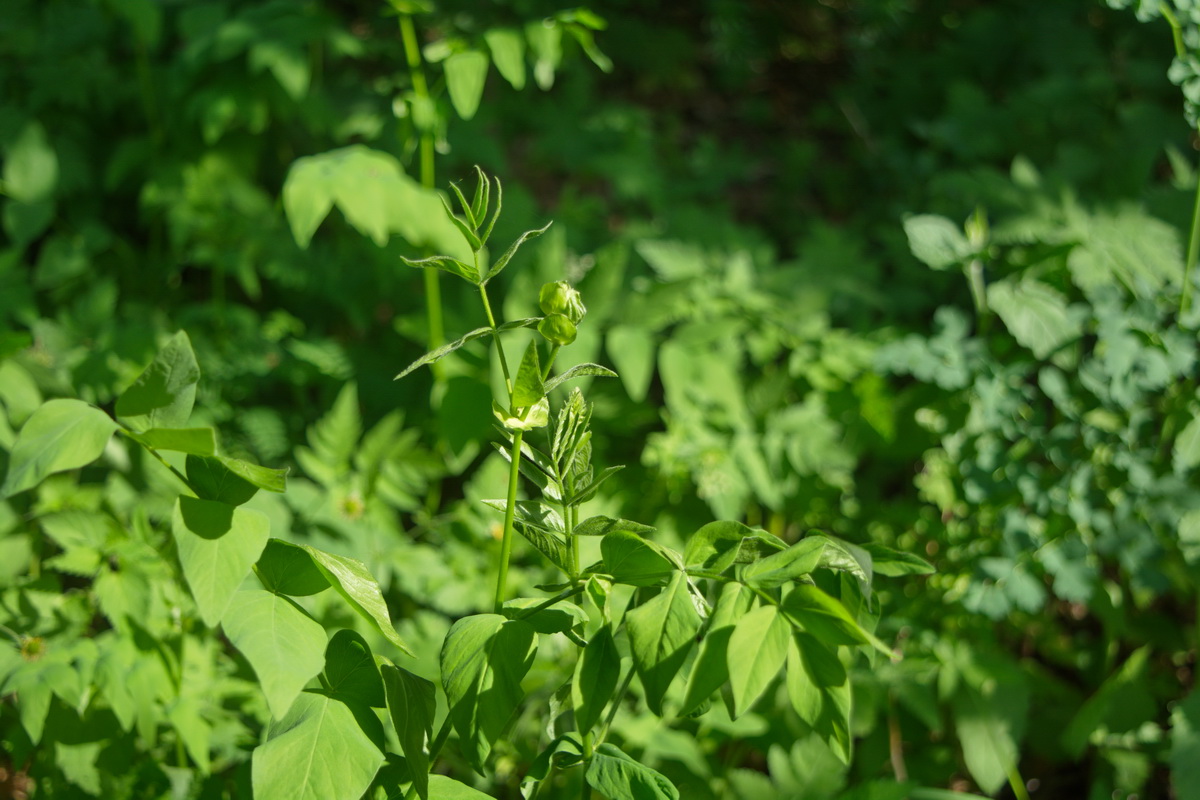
[1162,2,1187,59]
[1181,130,1200,319]
[398,13,445,362]
[479,285,514,396]
[579,731,594,800]
[494,429,524,612]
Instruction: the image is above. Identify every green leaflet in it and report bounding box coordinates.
[684,520,783,574]
[445,50,489,121]
[222,589,327,719]
[1,399,118,498]
[251,692,383,800]
[726,603,791,718]
[781,584,891,656]
[601,530,679,586]
[300,544,413,656]
[740,535,828,588]
[681,581,753,715]
[429,775,498,799]
[129,427,216,455]
[585,743,680,800]
[381,664,436,800]
[513,339,547,407]
[987,279,1083,360]
[903,214,971,271]
[572,624,621,732]
[625,571,702,715]
[787,634,852,764]
[171,496,270,628]
[484,28,525,89]
[115,330,200,432]
[185,454,287,502]
[440,614,537,773]
[322,630,385,708]
[255,539,330,597]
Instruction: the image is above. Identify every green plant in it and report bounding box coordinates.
[384,168,934,798]
[880,161,1200,797]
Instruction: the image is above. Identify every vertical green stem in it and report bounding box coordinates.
[399,13,445,359]
[579,730,594,800]
[479,285,514,395]
[1181,135,1200,319]
[494,430,524,612]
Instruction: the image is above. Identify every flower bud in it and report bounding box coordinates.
[538,313,577,346]
[538,281,586,324]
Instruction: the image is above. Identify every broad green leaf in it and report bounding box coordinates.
[741,535,827,589]
[1175,412,1200,472]
[526,17,562,90]
[115,331,200,431]
[954,681,1027,795]
[301,545,413,656]
[787,634,852,763]
[1171,688,1200,800]
[859,543,935,576]
[382,664,436,800]
[607,325,655,402]
[323,630,385,708]
[903,214,970,270]
[1,399,118,498]
[727,604,791,717]
[681,581,753,714]
[223,589,327,719]
[601,530,678,586]
[485,28,525,89]
[283,146,467,253]
[256,539,331,596]
[626,571,702,715]
[781,584,889,655]
[4,121,58,203]
[131,427,216,455]
[252,692,383,800]
[987,280,1082,360]
[172,496,270,627]
[213,455,288,493]
[429,775,497,800]
[440,615,537,773]
[186,454,259,505]
[585,743,679,800]
[685,521,783,574]
[396,318,541,380]
[484,221,553,282]
[513,340,546,407]
[1062,646,1152,757]
[543,363,618,395]
[573,516,656,537]
[445,50,489,120]
[573,624,621,732]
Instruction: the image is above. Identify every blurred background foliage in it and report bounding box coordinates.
[1,0,1199,797]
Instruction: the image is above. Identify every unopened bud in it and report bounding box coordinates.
[538,281,586,324]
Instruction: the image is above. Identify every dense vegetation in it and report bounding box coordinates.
[1,0,1198,798]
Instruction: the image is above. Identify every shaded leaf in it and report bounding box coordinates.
[626,572,702,714]
[115,331,200,432]
[172,496,270,627]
